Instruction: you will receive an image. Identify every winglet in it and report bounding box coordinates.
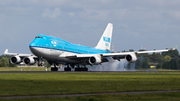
[172,45,178,50]
[4,49,8,54]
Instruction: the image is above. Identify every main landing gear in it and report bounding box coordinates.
[74,65,88,71]
[50,63,88,71]
[51,64,58,71]
[64,65,71,71]
[63,64,88,71]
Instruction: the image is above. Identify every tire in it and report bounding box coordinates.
[75,68,88,71]
[64,68,71,71]
[51,67,58,71]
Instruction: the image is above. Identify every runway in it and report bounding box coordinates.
[0,71,180,73]
[0,90,180,99]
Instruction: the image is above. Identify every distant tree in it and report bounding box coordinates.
[134,56,149,69]
[129,49,134,52]
[122,50,126,52]
[142,60,150,69]
[169,59,179,70]
[138,49,147,51]
[162,62,170,69]
[162,49,179,59]
[0,57,9,67]
[0,55,16,67]
[44,61,51,68]
[163,55,171,62]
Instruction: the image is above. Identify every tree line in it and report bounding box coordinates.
[124,49,180,70]
[0,55,16,67]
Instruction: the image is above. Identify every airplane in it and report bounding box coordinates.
[4,23,175,71]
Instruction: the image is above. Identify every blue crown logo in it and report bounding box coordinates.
[103,37,110,42]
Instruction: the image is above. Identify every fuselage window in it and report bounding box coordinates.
[35,36,43,39]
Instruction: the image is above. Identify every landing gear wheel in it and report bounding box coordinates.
[75,68,88,71]
[51,63,58,71]
[64,68,71,71]
[51,67,58,71]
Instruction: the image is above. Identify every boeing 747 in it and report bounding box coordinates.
[4,23,174,71]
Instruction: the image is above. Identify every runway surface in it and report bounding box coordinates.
[0,90,180,99]
[1,71,180,73]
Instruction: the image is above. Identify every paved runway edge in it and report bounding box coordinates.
[0,90,180,99]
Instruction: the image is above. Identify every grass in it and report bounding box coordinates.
[0,72,180,97]
[1,92,180,101]
[0,67,50,71]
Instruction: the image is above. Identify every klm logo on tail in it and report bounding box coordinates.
[103,37,111,43]
[103,37,110,47]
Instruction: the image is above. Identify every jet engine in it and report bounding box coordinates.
[125,53,137,63]
[89,56,102,65]
[23,57,36,65]
[10,56,21,64]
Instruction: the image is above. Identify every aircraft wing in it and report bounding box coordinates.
[66,47,174,59]
[3,49,37,58]
[103,49,170,57]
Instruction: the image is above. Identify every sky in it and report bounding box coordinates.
[0,0,180,54]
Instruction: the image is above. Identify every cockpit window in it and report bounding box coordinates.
[35,36,43,39]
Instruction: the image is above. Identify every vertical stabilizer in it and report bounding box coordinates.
[95,23,113,51]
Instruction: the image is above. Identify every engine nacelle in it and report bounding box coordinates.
[125,53,137,63]
[89,56,102,65]
[23,57,36,65]
[10,56,21,64]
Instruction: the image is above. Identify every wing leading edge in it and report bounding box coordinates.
[4,49,37,58]
[66,47,175,59]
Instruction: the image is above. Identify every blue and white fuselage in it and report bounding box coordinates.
[29,35,111,64]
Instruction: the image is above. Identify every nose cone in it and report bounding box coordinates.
[29,39,39,56]
[29,42,36,47]
[30,46,38,56]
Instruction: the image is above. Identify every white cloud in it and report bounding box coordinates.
[42,8,61,18]
[0,0,180,53]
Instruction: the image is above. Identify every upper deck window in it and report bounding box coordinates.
[35,36,43,39]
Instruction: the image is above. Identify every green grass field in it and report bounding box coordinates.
[0,67,49,71]
[0,72,180,96]
[0,70,180,100]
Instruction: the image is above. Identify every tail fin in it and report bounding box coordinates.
[95,23,113,51]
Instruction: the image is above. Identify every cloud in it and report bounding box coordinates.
[42,8,61,18]
[0,0,180,53]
